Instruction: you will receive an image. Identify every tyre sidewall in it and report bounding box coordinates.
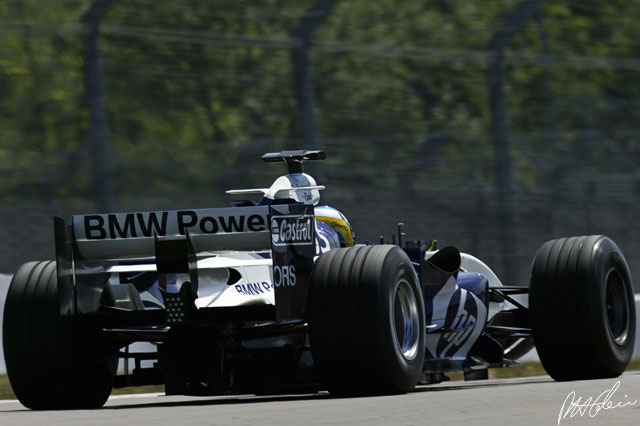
[586,238,636,372]
[370,247,425,392]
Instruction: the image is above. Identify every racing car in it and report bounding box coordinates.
[2,150,636,409]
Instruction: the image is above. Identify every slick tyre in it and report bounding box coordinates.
[3,261,114,409]
[529,236,636,381]
[309,245,425,396]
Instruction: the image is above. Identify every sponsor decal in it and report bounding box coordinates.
[330,220,349,233]
[83,210,267,240]
[271,218,280,244]
[235,281,272,295]
[270,215,314,247]
[273,264,296,287]
[425,282,487,359]
[269,205,315,320]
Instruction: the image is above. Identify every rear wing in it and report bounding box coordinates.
[69,206,271,260]
[54,204,315,320]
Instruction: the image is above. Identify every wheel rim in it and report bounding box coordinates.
[392,277,420,360]
[605,268,629,346]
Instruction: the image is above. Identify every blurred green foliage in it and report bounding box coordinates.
[1,0,640,207]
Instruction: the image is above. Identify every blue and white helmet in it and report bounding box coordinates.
[315,206,354,247]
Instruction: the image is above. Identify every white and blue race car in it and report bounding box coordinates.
[2,150,636,409]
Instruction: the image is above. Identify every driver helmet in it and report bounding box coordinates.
[315,206,354,247]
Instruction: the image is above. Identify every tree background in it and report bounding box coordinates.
[1,0,640,290]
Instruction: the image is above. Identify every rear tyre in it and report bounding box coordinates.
[309,245,425,396]
[3,261,114,409]
[529,236,636,381]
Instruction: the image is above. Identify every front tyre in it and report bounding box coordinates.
[309,245,425,396]
[529,236,636,381]
[3,261,114,409]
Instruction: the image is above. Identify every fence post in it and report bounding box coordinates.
[82,0,115,212]
[487,0,540,284]
[291,0,339,179]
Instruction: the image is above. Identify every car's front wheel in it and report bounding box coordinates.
[529,236,636,381]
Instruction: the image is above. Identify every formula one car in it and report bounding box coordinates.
[2,150,636,409]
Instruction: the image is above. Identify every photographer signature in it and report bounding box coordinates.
[558,381,637,425]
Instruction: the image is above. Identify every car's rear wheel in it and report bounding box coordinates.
[3,261,114,409]
[309,245,425,396]
[529,236,636,381]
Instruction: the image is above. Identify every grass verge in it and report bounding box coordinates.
[0,374,12,400]
[1,360,638,400]
[446,358,640,382]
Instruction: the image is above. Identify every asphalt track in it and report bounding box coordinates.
[1,372,639,426]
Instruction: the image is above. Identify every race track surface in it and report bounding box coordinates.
[1,372,638,426]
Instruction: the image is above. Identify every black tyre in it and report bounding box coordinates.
[309,245,425,396]
[529,236,636,381]
[3,261,114,409]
